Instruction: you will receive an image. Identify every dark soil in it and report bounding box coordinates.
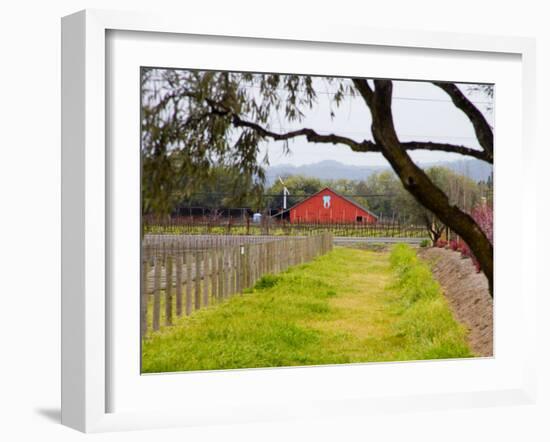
[418,247,493,357]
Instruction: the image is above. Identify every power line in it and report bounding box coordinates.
[144,74,494,106]
[185,192,398,198]
[243,83,493,106]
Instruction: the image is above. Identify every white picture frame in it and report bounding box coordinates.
[61,9,537,433]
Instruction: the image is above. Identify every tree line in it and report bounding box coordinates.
[168,165,493,244]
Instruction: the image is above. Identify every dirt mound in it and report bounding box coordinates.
[418,247,493,357]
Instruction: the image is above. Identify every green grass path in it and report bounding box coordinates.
[142,246,471,373]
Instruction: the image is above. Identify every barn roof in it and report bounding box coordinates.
[287,187,378,219]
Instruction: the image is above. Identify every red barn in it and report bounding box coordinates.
[289,187,378,224]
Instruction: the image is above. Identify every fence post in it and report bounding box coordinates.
[262,242,267,275]
[203,251,210,307]
[218,249,224,299]
[246,245,252,287]
[257,244,261,283]
[250,245,256,287]
[195,251,201,310]
[285,240,290,271]
[165,254,173,326]
[238,245,244,293]
[267,241,274,273]
[211,249,218,303]
[140,251,149,339]
[185,252,192,316]
[235,246,240,294]
[152,254,162,331]
[175,253,182,317]
[231,247,237,296]
[224,248,231,297]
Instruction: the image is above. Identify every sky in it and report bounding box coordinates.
[257,79,494,167]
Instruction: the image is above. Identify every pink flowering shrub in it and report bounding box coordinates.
[459,243,471,258]
[435,239,448,248]
[471,204,493,245]
[454,203,493,272]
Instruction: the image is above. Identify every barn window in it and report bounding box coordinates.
[356,216,363,222]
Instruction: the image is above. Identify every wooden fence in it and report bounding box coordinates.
[141,233,333,338]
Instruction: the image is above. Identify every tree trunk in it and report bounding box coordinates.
[427,225,442,247]
[367,80,493,296]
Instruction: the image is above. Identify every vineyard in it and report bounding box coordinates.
[143,217,428,238]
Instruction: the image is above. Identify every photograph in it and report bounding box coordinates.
[1,0,544,437]
[139,68,494,374]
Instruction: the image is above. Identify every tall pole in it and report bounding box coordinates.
[278,176,289,210]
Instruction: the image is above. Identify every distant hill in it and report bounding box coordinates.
[266,159,493,184]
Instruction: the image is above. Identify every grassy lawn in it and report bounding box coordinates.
[142,245,471,373]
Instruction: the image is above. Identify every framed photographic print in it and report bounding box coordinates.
[61,9,537,433]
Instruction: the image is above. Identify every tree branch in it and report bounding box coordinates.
[231,114,378,152]
[352,78,374,106]
[207,97,493,164]
[401,141,491,163]
[432,82,493,161]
